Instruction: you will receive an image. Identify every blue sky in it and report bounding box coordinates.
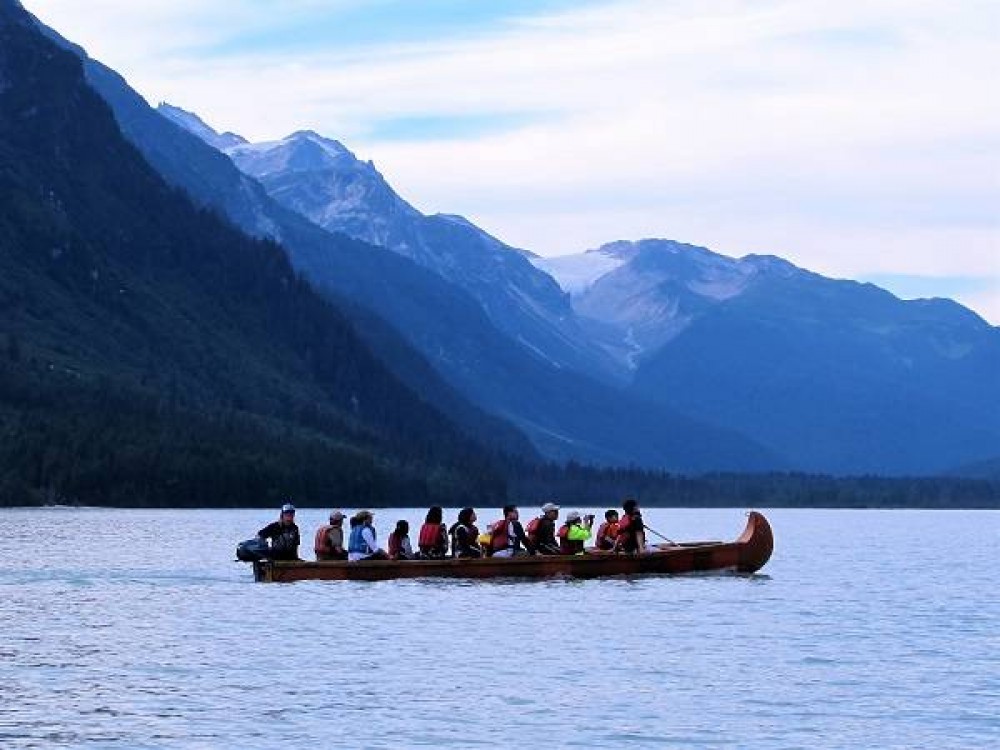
[25,0,1000,323]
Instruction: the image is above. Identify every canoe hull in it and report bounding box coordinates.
[252,511,774,583]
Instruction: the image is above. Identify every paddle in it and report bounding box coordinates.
[643,525,677,545]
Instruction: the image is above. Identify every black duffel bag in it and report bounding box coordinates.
[236,537,271,562]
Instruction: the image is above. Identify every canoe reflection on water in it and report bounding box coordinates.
[248,511,774,583]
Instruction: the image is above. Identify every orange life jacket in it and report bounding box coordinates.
[314,524,334,556]
[596,520,620,550]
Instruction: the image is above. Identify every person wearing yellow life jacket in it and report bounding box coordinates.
[417,506,449,559]
[558,511,594,555]
[489,504,535,558]
[526,502,561,555]
[314,510,347,561]
[595,509,620,551]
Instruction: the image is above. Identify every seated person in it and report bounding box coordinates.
[388,520,416,560]
[527,502,561,555]
[257,503,301,560]
[489,505,534,558]
[348,510,389,561]
[417,506,449,559]
[558,511,594,555]
[314,510,348,561]
[449,507,483,558]
[595,510,620,551]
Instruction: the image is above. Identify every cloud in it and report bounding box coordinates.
[23,0,1000,323]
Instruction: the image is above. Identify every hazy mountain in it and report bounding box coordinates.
[163,116,621,382]
[541,240,1000,474]
[0,0,507,506]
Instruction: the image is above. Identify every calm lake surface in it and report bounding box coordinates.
[1,507,997,749]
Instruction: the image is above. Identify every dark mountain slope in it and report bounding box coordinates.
[30,17,536,460]
[0,0,504,506]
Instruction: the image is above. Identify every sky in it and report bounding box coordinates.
[24,0,1000,323]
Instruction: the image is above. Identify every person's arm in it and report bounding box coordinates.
[362,526,381,553]
[515,522,536,554]
[330,529,344,553]
[257,521,277,541]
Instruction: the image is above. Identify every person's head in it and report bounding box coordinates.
[354,510,373,527]
[503,504,519,521]
[349,514,360,528]
[566,510,582,526]
[605,509,620,522]
[623,498,638,514]
[425,505,443,525]
[329,510,345,527]
[541,502,560,520]
[458,507,477,525]
[280,502,296,524]
[394,519,409,535]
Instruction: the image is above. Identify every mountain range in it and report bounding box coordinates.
[158,108,1000,475]
[9,0,1000,481]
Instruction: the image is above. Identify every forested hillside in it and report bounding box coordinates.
[0,1,504,507]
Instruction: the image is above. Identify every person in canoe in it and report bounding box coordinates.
[527,502,562,555]
[595,509,620,551]
[314,510,348,561]
[417,506,449,559]
[257,502,301,560]
[449,507,483,558]
[489,504,535,557]
[348,510,389,561]
[616,498,647,554]
[388,520,416,560]
[558,511,594,555]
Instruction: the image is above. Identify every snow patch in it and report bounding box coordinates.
[533,250,628,295]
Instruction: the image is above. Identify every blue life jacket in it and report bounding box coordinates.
[348,524,374,554]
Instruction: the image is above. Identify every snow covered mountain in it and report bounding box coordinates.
[541,239,1000,474]
[536,239,805,368]
[159,109,620,381]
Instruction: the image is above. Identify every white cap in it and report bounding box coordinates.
[541,502,560,513]
[566,511,582,523]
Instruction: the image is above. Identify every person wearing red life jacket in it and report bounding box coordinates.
[595,509,620,551]
[527,502,561,555]
[314,509,347,560]
[489,504,535,558]
[616,498,647,554]
[417,505,448,559]
[387,519,416,560]
[558,511,594,555]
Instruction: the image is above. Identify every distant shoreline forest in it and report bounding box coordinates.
[3,459,997,510]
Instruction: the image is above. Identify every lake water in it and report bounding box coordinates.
[1,507,997,749]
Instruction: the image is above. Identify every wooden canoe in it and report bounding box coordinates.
[250,511,773,583]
